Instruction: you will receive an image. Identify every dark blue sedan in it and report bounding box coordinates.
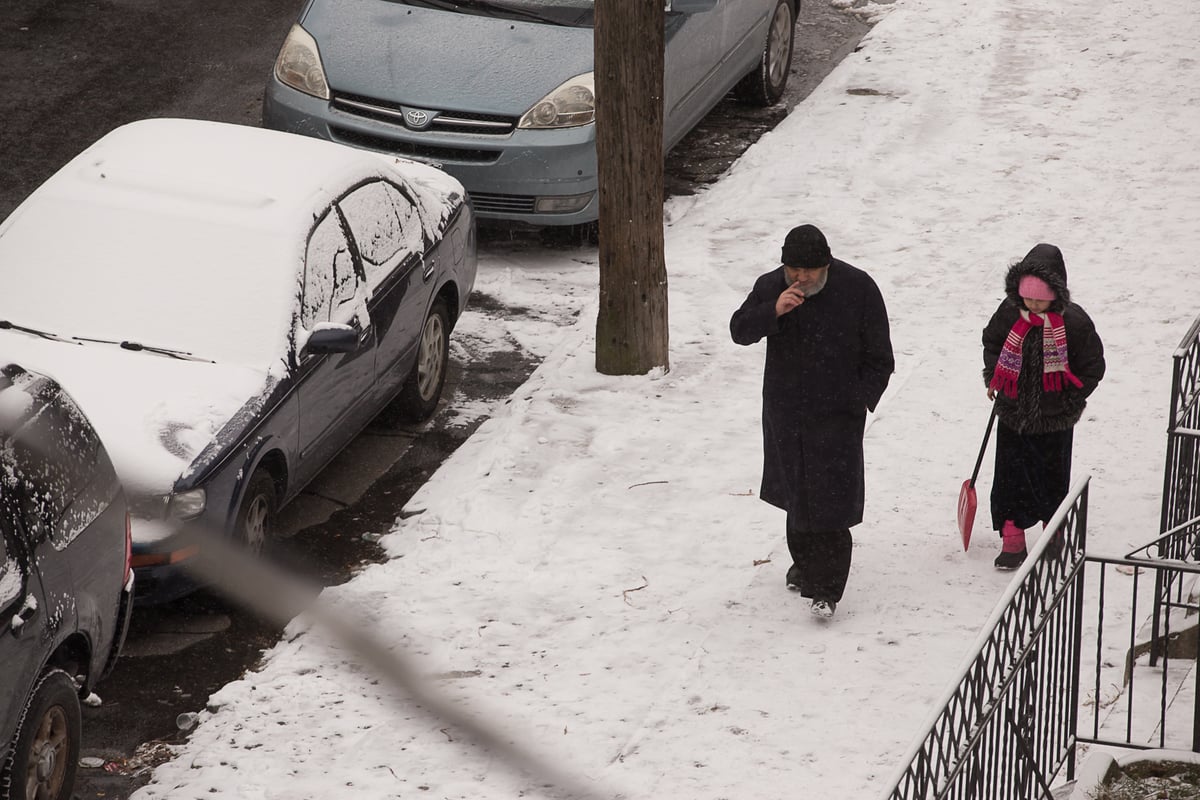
[0,118,477,604]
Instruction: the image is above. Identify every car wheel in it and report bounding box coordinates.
[3,669,81,800]
[235,470,276,555]
[393,299,450,422]
[735,0,795,106]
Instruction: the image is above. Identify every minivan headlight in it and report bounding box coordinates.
[167,488,207,520]
[274,24,330,100]
[518,72,595,129]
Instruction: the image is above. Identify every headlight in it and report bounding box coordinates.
[518,73,595,129]
[274,24,330,100]
[167,488,207,520]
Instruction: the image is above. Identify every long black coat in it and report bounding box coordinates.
[730,259,894,531]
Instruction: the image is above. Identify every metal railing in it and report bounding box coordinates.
[884,315,1200,799]
[882,479,1090,800]
[1086,308,1200,753]
[1079,518,1200,754]
[1150,314,1200,665]
[1160,313,1200,543]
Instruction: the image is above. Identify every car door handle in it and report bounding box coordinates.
[9,600,37,637]
[422,258,435,282]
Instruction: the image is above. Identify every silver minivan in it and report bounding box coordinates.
[263,0,797,226]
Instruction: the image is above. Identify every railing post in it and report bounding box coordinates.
[1149,572,1163,667]
[1194,604,1200,753]
[1067,496,1088,782]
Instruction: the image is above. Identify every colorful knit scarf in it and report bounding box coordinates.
[989,310,1083,398]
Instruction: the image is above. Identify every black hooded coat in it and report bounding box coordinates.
[981,243,1106,434]
[730,259,894,531]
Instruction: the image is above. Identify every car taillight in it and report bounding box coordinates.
[124,512,133,586]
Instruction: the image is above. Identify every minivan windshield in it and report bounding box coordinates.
[399,0,593,27]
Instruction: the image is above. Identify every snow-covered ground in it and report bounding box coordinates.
[131,0,1200,797]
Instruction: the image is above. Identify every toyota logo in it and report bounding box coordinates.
[405,109,430,129]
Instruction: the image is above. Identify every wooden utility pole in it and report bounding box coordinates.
[593,0,669,375]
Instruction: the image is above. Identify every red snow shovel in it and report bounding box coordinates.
[958,403,998,551]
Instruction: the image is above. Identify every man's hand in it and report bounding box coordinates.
[987,387,997,401]
[775,281,806,316]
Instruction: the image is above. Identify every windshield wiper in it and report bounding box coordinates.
[0,321,213,362]
[72,336,215,363]
[0,319,79,344]
[407,0,577,27]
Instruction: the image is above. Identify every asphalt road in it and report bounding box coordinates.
[0,2,880,797]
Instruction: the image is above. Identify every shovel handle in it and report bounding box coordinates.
[969,403,999,488]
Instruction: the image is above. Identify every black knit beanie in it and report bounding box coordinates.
[781,224,831,269]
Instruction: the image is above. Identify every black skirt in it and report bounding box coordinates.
[989,422,1074,532]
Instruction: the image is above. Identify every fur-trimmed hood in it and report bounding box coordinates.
[1003,243,1071,312]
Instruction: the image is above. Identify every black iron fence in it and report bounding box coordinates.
[1160,313,1200,547]
[881,479,1090,800]
[884,313,1200,799]
[1078,522,1200,755]
[1083,315,1200,753]
[1149,314,1200,664]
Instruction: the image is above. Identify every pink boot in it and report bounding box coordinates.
[994,520,1027,570]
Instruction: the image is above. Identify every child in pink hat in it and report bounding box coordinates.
[981,244,1106,569]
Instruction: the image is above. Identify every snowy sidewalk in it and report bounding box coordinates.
[133,0,1200,798]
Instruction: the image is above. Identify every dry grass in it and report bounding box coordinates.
[1089,760,1200,799]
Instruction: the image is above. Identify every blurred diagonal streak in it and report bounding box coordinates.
[176,524,613,800]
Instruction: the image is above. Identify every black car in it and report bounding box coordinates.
[0,363,134,800]
[0,118,477,605]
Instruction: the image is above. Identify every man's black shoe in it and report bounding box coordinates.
[786,565,802,592]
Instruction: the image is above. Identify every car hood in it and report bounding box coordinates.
[302,1,595,115]
[0,335,272,498]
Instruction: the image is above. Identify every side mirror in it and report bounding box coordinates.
[667,0,718,13]
[304,323,358,355]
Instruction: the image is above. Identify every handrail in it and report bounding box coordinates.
[884,314,1200,798]
[880,477,1090,799]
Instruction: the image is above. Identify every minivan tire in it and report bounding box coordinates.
[3,669,81,800]
[392,299,450,422]
[735,0,796,106]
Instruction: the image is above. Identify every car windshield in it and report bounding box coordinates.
[399,0,593,27]
[0,195,297,371]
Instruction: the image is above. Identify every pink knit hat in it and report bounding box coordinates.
[1018,274,1056,301]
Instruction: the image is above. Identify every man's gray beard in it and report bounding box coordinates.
[803,271,829,297]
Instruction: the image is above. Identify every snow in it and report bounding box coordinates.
[115,0,1199,797]
[0,557,21,610]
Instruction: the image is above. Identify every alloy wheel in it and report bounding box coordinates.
[416,313,447,402]
[25,705,70,799]
[767,3,794,89]
[243,493,270,554]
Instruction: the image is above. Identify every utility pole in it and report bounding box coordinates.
[593,0,670,375]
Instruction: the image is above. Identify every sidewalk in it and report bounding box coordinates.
[133,1,1200,797]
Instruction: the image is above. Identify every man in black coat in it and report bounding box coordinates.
[730,224,894,619]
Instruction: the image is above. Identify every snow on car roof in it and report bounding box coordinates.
[0,119,468,501]
[0,118,404,369]
[60,117,382,216]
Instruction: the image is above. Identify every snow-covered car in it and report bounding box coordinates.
[1,363,134,800]
[262,0,797,227]
[0,118,477,604]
